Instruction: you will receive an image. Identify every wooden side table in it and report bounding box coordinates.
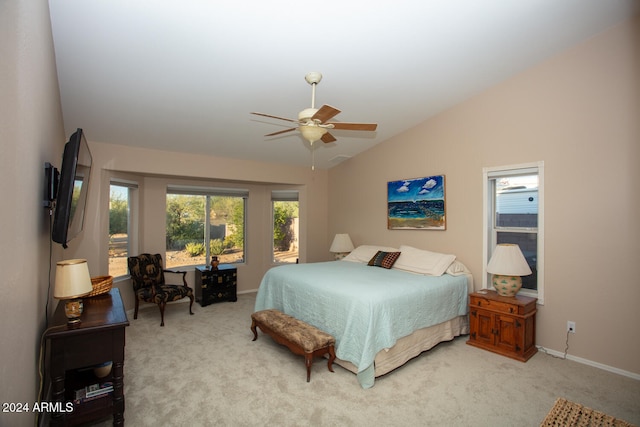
[45,288,129,426]
[466,290,537,362]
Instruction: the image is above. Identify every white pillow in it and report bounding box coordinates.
[446,260,471,276]
[393,245,456,276]
[342,245,399,263]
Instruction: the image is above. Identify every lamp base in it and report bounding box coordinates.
[492,274,523,297]
[64,298,84,325]
[66,317,82,326]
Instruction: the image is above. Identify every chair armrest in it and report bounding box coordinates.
[163,269,188,287]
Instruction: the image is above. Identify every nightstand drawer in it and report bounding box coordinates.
[470,292,536,316]
[471,297,517,314]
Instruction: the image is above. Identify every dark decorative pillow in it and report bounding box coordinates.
[367,251,401,269]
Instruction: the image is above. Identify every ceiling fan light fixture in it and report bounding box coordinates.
[299,125,327,144]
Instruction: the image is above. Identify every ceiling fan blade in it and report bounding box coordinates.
[327,122,378,131]
[251,112,299,123]
[312,105,341,123]
[321,132,337,144]
[265,127,297,137]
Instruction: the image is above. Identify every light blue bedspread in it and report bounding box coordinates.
[254,261,469,388]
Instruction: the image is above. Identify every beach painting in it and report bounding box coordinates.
[387,175,446,230]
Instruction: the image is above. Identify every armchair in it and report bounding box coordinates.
[127,253,194,326]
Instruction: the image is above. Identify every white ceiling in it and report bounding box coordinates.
[48,0,638,170]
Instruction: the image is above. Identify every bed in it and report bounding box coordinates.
[254,245,473,388]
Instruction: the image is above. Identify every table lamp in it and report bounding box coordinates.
[329,234,354,260]
[54,259,94,325]
[486,244,532,297]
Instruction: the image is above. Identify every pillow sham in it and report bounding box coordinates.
[367,251,401,269]
[342,245,399,263]
[392,245,456,276]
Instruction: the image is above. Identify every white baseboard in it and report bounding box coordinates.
[537,345,640,381]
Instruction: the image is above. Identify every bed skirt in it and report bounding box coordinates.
[332,315,469,378]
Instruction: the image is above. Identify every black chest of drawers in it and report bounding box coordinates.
[195,265,238,307]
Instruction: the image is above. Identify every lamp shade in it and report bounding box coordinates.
[329,234,354,253]
[299,125,328,144]
[54,259,93,299]
[487,244,532,276]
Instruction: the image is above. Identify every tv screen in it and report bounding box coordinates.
[52,128,92,248]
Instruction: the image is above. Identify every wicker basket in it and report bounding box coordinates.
[88,275,113,297]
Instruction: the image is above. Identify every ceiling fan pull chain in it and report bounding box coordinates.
[311,141,315,170]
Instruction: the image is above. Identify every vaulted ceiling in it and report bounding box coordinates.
[49,0,639,169]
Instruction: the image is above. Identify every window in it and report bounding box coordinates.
[483,162,545,303]
[109,180,138,278]
[272,191,299,263]
[165,186,247,269]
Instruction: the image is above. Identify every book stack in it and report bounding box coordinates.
[74,382,113,404]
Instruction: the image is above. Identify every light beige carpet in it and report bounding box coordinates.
[541,398,635,427]
[93,291,639,426]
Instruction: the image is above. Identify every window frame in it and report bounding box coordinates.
[483,161,545,304]
[271,190,299,265]
[166,185,248,267]
[108,179,139,279]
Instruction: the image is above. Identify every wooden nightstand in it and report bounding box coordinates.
[466,290,537,362]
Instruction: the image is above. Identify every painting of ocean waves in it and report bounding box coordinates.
[387,176,446,230]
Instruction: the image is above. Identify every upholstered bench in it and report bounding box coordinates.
[251,309,336,382]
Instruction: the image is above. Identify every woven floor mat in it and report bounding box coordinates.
[541,398,636,427]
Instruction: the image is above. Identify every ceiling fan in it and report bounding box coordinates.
[251,72,378,151]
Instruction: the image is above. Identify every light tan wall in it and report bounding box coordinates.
[63,142,330,310]
[0,1,66,425]
[329,17,640,376]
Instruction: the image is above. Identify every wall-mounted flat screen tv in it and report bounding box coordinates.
[52,128,92,248]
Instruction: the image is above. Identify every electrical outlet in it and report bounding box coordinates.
[567,321,576,333]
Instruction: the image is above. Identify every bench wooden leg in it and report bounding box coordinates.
[251,319,258,341]
[305,353,313,382]
[305,346,336,382]
[327,345,336,372]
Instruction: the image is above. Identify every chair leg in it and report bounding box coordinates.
[134,299,139,320]
[188,294,194,316]
[158,301,166,327]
